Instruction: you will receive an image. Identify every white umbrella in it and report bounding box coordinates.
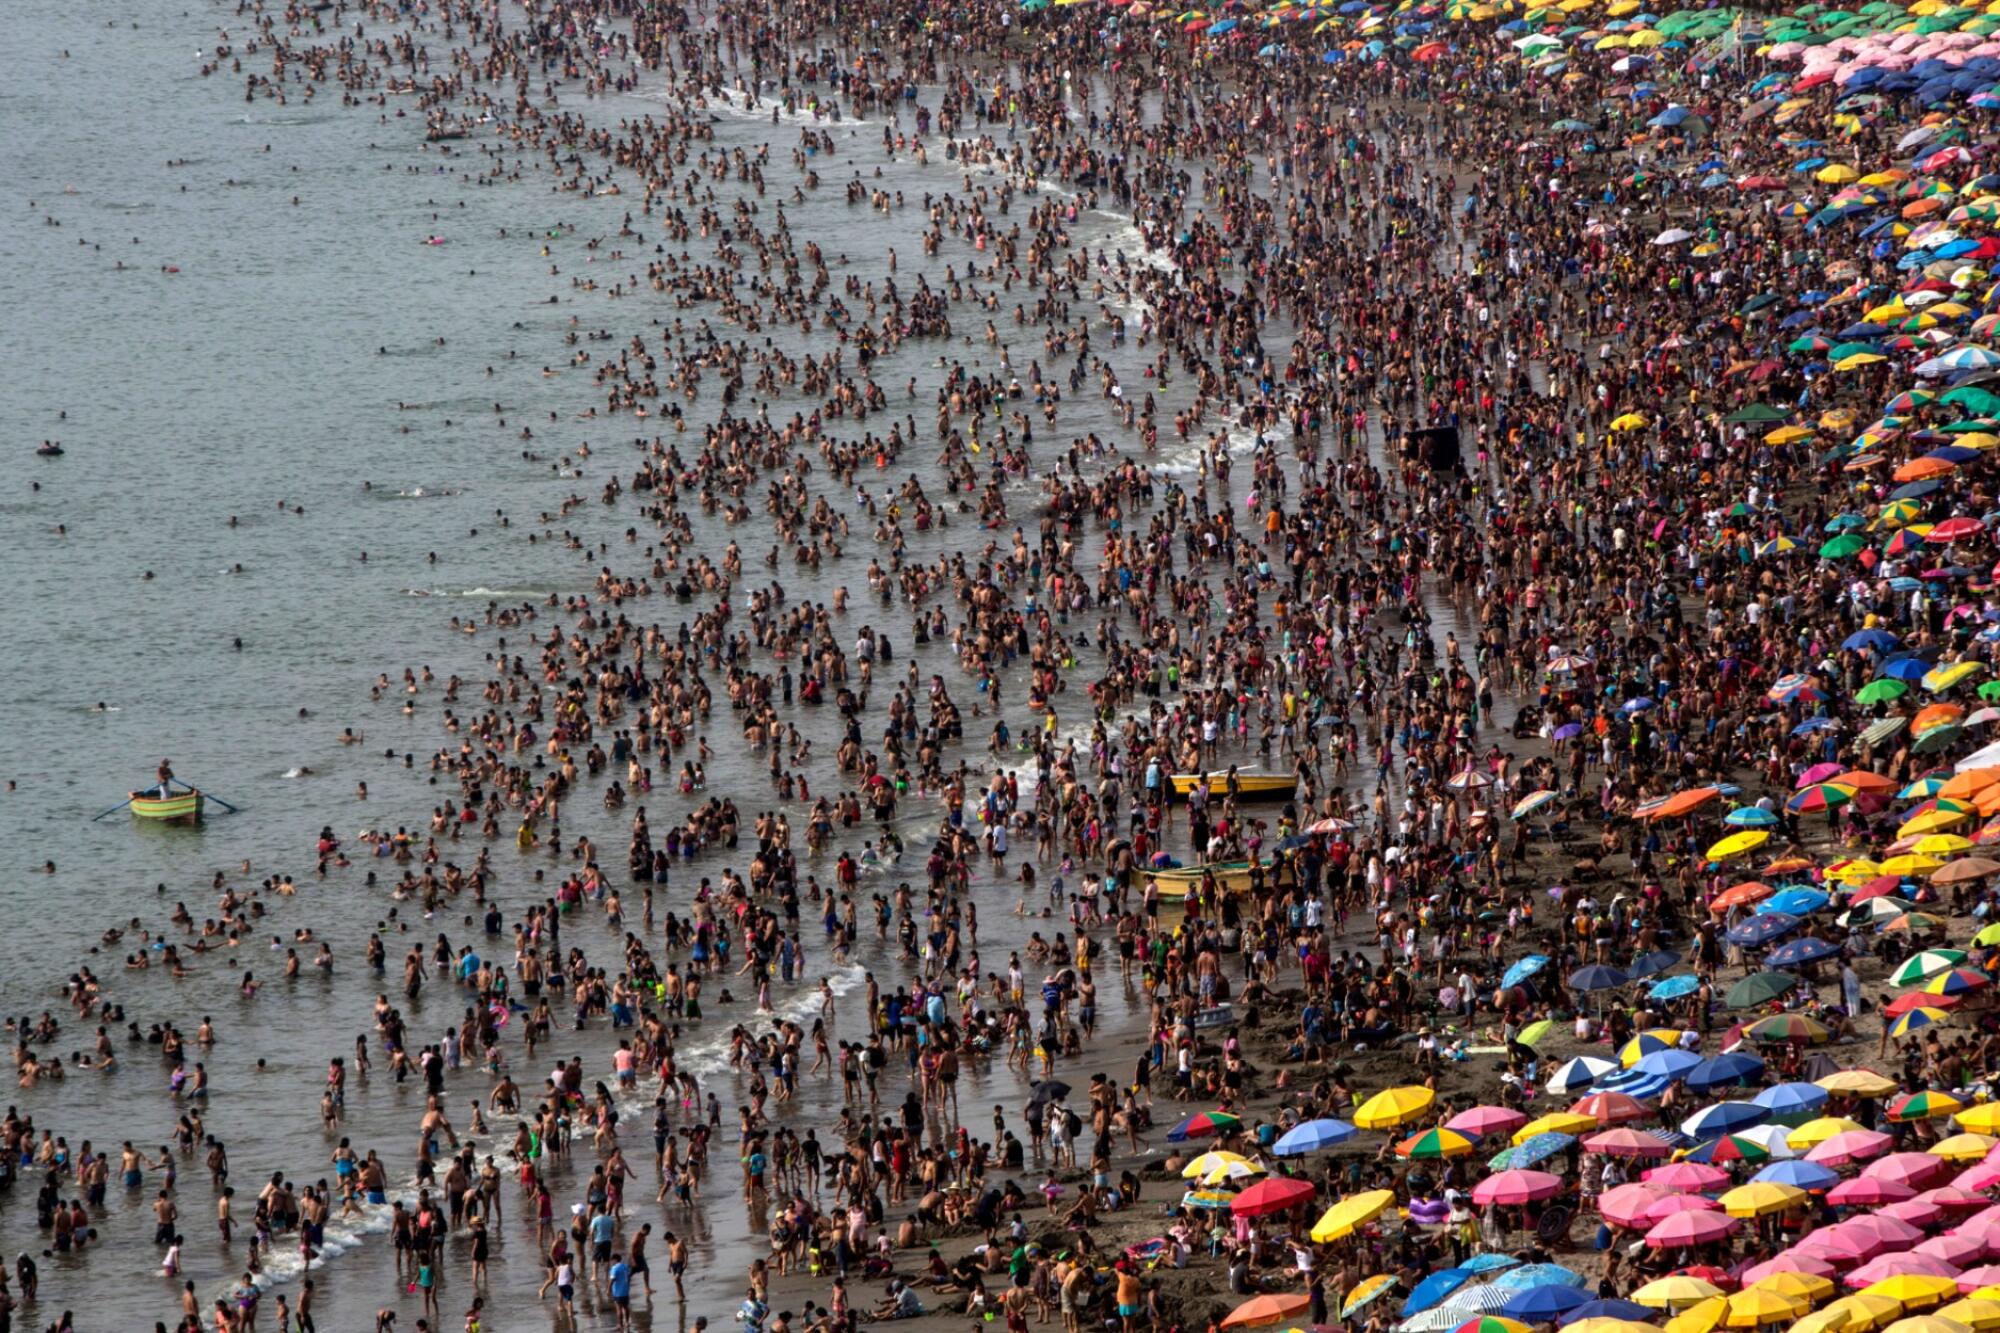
[1653,227,1694,245]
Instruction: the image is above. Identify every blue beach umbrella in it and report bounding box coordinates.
[1684,1052,1766,1093]
[1754,1158,1839,1190]
[1680,1101,1770,1137]
[1561,1300,1659,1326]
[1501,1287,1592,1322]
[1727,913,1800,947]
[1569,964,1629,992]
[1753,1083,1829,1121]
[1503,955,1550,988]
[1765,935,1840,967]
[1649,974,1702,1001]
[1402,1269,1473,1318]
[1632,1048,1702,1080]
[1760,888,1830,916]
[1273,1119,1358,1155]
[1496,1266,1585,1292]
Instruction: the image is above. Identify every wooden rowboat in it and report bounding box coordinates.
[1167,771,1297,800]
[1147,859,1268,898]
[129,791,205,823]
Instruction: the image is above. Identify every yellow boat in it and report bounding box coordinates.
[1147,860,1269,898]
[1167,771,1297,800]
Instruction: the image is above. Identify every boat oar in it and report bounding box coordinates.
[182,785,242,814]
[90,797,137,822]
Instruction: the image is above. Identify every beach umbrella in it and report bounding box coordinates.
[1728,914,1803,948]
[1789,1117,1866,1149]
[1666,1297,1729,1333]
[1936,1301,2000,1330]
[1927,1133,1995,1162]
[1683,1102,1771,1138]
[1687,1053,1767,1093]
[1648,1210,1742,1248]
[1547,1056,1617,1093]
[1168,1110,1243,1141]
[1710,830,1773,861]
[1311,1189,1394,1241]
[1724,1287,1808,1327]
[1179,1188,1240,1210]
[1563,1301,1659,1327]
[1398,1128,1476,1160]
[1342,1276,1400,1320]
[1744,1013,1831,1045]
[1809,1130,1898,1165]
[1651,975,1703,1001]
[1500,1288,1592,1323]
[1830,1177,1918,1207]
[1572,1092,1650,1126]
[1865,1152,1952,1188]
[1601,1182,1672,1227]
[1721,1182,1807,1218]
[1644,1161,1731,1190]
[1765,936,1841,967]
[1635,1277,1726,1311]
[1452,1320,1530,1333]
[1850,1261,1964,1293]
[1819,1069,1898,1098]
[1273,1119,1358,1155]
[1460,1256,1520,1276]
[1728,973,1798,1008]
[1232,1176,1316,1218]
[1891,1091,1964,1121]
[1503,955,1550,988]
[1355,1087,1434,1130]
[1182,1150,1257,1180]
[1753,1159,1840,1190]
[1634,1048,1704,1080]
[1894,950,1969,984]
[1586,1128,1673,1159]
[1403,1269,1475,1318]
[1474,1170,1564,1206]
[1222,1294,1313,1329]
[1447,1107,1528,1140]
[1514,1113,1597,1143]
[1495,1266,1584,1293]
[1571,964,1630,992]
[1619,1030,1683,1066]
[1742,1253,1836,1287]
[1687,1135,1771,1166]
[1754,1083,1830,1121]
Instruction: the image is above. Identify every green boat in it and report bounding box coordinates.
[1147,859,1267,899]
[129,790,205,823]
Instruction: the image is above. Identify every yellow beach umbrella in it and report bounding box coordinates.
[1708,830,1771,861]
[1669,1300,1730,1333]
[1930,1133,1997,1162]
[1311,1188,1394,1242]
[1957,1103,2000,1134]
[1755,1272,1836,1305]
[1513,1111,1597,1143]
[1937,1302,2000,1331]
[1788,1116,1864,1149]
[1638,1278,1727,1311]
[1827,1295,1905,1333]
[1791,1311,1853,1333]
[1727,1287,1809,1328]
[1721,1182,1806,1218]
[1817,1070,1896,1097]
[1865,1277,1959,1311]
[1354,1086,1434,1130]
[1182,1150,1254,1179]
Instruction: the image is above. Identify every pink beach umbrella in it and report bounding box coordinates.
[1572,1093,1652,1128]
[1644,1162,1731,1190]
[1830,1177,1916,1207]
[1645,1210,1741,1249]
[1447,1106,1528,1139]
[1957,1164,2000,1192]
[1645,1194,1725,1226]
[1916,1234,1987,1268]
[1472,1169,1563,1207]
[1845,1215,1926,1247]
[1919,1186,1989,1213]
[1865,1153,1954,1189]
[1808,1130,1896,1166]
[1955,1264,2000,1293]
[1601,1182,1671,1228]
[1844,1253,1963,1288]
[1883,1199,1948,1228]
[1798,1228,1881,1263]
[1740,1253,1838,1284]
[1957,1204,2000,1235]
[1585,1128,1673,1159]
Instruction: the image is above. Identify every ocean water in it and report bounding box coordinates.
[0,3,1202,1329]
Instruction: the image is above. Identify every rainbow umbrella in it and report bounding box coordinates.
[1168,1110,1243,1141]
